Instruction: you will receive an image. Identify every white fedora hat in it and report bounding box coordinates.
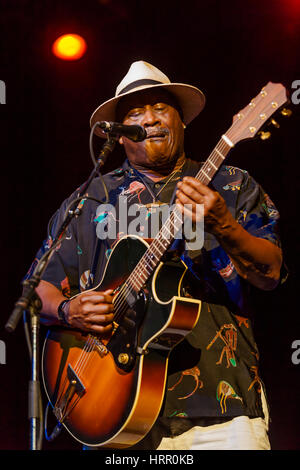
[90,60,206,137]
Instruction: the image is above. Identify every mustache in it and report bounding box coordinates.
[145,127,169,138]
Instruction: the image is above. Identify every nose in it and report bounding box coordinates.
[142,106,161,128]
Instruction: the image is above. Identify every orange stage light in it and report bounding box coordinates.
[52,34,87,61]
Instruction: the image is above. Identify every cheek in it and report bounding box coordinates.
[122,139,148,161]
[169,125,184,150]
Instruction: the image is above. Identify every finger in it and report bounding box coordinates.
[176,198,204,223]
[87,312,114,325]
[83,302,115,315]
[175,199,194,219]
[79,291,113,304]
[176,188,200,207]
[182,176,212,195]
[89,323,113,335]
[177,181,205,204]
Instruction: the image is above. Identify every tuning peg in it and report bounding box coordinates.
[270,118,280,128]
[281,107,292,117]
[258,131,271,140]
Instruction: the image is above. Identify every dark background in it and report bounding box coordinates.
[0,0,299,451]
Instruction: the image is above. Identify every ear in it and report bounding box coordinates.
[119,136,124,145]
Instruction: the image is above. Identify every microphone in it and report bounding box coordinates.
[97,121,147,142]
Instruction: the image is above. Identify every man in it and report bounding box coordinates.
[32,61,282,450]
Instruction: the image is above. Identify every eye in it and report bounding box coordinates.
[153,103,167,112]
[127,108,144,118]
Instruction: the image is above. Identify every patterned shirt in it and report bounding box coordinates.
[27,157,281,420]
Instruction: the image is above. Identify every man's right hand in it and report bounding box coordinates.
[67,289,114,334]
[35,280,114,334]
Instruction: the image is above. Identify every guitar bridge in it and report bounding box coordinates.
[53,364,86,423]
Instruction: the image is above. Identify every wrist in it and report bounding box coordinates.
[57,299,71,326]
[210,210,240,241]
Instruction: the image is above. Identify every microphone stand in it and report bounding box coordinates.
[5,132,117,450]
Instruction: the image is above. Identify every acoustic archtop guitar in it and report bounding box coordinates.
[42,82,288,448]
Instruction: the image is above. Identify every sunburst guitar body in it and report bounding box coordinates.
[42,235,201,448]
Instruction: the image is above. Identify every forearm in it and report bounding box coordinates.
[35,280,67,325]
[213,213,283,290]
[176,177,283,290]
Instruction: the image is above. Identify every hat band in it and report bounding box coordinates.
[117,78,164,96]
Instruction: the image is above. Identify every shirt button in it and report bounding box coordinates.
[155,183,160,188]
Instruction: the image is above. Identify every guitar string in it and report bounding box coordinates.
[74,335,97,376]
[72,338,93,377]
[69,334,96,380]
[55,375,68,408]
[73,336,102,384]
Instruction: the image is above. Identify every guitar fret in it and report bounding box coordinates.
[127,277,140,292]
[150,247,161,262]
[143,264,152,275]
[162,227,173,239]
[208,159,218,170]
[172,210,182,227]
[145,251,158,265]
[136,269,147,289]
[137,270,147,282]
[215,148,225,159]
[155,237,168,251]
[201,169,212,181]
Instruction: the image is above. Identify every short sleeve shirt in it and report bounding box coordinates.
[27,158,281,420]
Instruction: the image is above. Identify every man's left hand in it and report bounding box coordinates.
[176,176,232,235]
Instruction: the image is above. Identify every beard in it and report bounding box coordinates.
[123,132,185,175]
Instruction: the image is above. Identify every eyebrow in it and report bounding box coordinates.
[117,97,183,121]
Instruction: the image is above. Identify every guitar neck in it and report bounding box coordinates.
[196,136,232,184]
[125,136,232,293]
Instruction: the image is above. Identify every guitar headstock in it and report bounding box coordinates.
[227,82,288,146]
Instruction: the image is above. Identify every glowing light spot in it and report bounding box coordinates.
[52,34,87,61]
